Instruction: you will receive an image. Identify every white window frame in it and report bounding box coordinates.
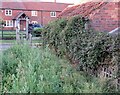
[31,11,37,16]
[5,20,13,27]
[50,11,56,17]
[5,9,12,16]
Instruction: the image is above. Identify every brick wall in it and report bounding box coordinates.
[90,2,119,32]
[58,2,119,32]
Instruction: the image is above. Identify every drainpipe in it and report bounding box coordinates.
[41,10,43,26]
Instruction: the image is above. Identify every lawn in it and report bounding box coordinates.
[0,31,26,40]
[0,40,16,43]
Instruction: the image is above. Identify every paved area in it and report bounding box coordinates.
[0,43,42,51]
[0,43,13,51]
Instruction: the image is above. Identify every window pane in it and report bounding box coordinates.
[5,9,12,16]
[32,11,37,16]
[50,12,56,17]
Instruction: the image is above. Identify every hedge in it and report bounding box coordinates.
[42,15,120,77]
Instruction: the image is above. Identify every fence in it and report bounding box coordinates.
[0,30,26,40]
[98,65,120,91]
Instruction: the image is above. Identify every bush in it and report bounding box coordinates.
[1,44,104,93]
[42,18,67,53]
[42,15,119,79]
[42,15,120,92]
[32,28,43,37]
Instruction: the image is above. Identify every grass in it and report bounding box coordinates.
[0,40,16,43]
[0,44,104,93]
[0,39,41,44]
[0,31,26,39]
[0,31,16,35]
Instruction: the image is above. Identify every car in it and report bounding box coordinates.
[33,24,43,30]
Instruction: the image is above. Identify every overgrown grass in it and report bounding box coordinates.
[1,44,104,93]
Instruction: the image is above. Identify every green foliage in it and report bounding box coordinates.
[0,18,5,29]
[32,28,43,37]
[42,18,68,55]
[42,15,119,73]
[42,15,120,92]
[1,44,103,93]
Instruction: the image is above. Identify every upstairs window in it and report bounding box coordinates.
[4,20,13,27]
[31,11,37,16]
[50,11,56,17]
[5,9,12,16]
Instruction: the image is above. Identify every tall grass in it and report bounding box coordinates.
[1,44,103,93]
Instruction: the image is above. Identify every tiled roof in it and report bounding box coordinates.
[1,2,72,11]
[58,2,108,18]
[1,2,26,9]
[58,4,81,17]
[13,12,29,20]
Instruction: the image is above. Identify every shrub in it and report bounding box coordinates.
[42,18,68,55]
[44,16,118,69]
[42,15,119,81]
[32,28,43,37]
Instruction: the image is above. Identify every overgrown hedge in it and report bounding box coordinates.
[42,15,120,76]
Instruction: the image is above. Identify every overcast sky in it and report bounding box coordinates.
[2,0,118,4]
[2,0,81,4]
[41,0,81,4]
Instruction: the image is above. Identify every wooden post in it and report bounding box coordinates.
[29,33,32,45]
[26,17,29,40]
[16,19,20,43]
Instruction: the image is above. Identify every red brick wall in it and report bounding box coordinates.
[89,2,119,32]
[58,2,119,32]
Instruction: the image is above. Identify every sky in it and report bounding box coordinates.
[1,0,81,4]
[41,0,81,4]
[2,0,119,4]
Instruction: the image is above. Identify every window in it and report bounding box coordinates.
[50,11,56,17]
[5,9,12,16]
[5,20,13,27]
[31,11,37,16]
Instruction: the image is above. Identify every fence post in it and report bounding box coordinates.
[16,19,20,43]
[26,17,29,40]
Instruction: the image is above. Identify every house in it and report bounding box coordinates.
[58,1,120,32]
[0,1,72,31]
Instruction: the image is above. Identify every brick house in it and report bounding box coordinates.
[58,1,120,32]
[0,1,72,31]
